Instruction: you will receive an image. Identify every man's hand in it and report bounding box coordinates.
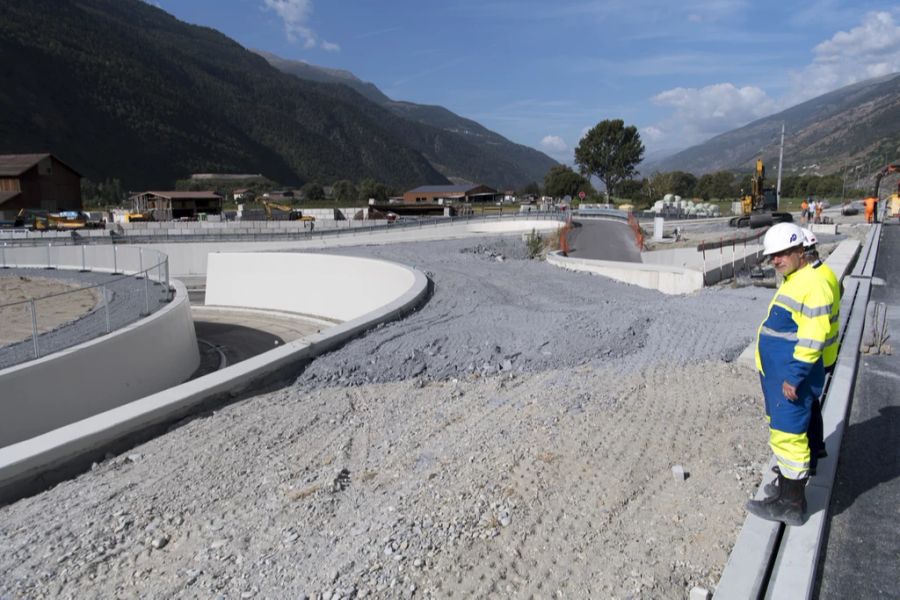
[782,381,798,401]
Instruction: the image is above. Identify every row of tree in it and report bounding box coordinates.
[531,117,867,207]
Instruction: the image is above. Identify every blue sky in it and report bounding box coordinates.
[154,0,900,164]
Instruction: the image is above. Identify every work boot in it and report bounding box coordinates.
[747,473,807,526]
[763,466,782,497]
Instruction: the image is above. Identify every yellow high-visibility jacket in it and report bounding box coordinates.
[756,263,834,388]
[813,260,841,368]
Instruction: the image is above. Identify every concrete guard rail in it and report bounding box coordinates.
[0,253,429,504]
[715,226,878,598]
[0,212,569,246]
[547,251,705,295]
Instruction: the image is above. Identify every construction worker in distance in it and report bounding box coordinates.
[800,198,809,224]
[763,228,840,498]
[864,196,877,223]
[748,222,833,526]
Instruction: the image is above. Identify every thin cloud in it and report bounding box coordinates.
[647,10,900,155]
[786,10,900,103]
[355,27,401,40]
[540,135,569,153]
[649,83,777,150]
[262,0,338,51]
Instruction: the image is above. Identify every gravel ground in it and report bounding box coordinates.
[0,235,776,599]
[0,268,170,369]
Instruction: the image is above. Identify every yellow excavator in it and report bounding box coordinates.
[729,159,794,228]
[256,197,315,221]
[19,209,104,230]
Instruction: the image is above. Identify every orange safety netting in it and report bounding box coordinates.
[627,213,644,250]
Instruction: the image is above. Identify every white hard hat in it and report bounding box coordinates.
[763,222,805,256]
[801,228,817,248]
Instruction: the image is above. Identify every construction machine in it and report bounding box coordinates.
[870,163,900,221]
[729,159,793,228]
[256,197,315,221]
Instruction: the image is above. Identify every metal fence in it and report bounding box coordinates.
[0,212,569,248]
[0,245,170,367]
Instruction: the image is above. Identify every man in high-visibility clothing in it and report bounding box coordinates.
[765,228,840,497]
[864,196,877,223]
[748,223,834,525]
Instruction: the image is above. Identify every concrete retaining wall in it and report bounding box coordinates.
[547,251,705,295]
[205,252,418,322]
[0,280,198,447]
[0,254,428,503]
[465,220,563,234]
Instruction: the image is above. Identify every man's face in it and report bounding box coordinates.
[770,245,805,276]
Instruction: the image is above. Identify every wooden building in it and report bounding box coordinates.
[0,153,82,220]
[130,191,223,220]
[402,184,499,204]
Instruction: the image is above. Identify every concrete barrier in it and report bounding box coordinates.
[205,252,418,322]
[547,251,705,295]
[465,219,563,234]
[0,280,198,447]
[0,254,428,503]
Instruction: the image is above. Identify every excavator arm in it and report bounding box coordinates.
[873,164,900,199]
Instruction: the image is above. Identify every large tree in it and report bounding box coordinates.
[574,119,644,201]
[543,165,592,199]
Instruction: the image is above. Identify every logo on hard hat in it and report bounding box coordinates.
[789,233,797,243]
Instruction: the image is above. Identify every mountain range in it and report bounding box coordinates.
[256,51,558,188]
[647,73,900,177]
[0,0,555,191]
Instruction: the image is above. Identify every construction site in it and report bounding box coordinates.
[0,200,896,599]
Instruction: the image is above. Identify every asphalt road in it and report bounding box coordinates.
[817,221,900,598]
[567,218,642,262]
[190,320,285,379]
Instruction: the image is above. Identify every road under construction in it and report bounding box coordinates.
[0,209,895,598]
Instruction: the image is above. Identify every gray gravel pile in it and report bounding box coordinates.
[0,233,777,599]
[295,237,767,389]
[0,268,170,369]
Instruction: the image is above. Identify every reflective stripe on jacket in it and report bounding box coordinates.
[755,263,834,387]
[813,261,841,367]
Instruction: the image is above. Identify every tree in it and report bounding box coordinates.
[613,179,645,202]
[518,181,541,198]
[331,179,357,203]
[574,119,644,201]
[543,165,590,199]
[358,178,391,203]
[301,182,325,202]
[648,171,697,198]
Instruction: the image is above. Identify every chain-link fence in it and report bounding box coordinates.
[0,245,170,368]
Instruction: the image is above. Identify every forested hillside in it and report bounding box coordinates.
[257,51,558,187]
[0,0,450,189]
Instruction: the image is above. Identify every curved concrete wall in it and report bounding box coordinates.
[466,219,563,234]
[547,251,705,295]
[0,280,198,447]
[0,254,428,503]
[205,252,418,322]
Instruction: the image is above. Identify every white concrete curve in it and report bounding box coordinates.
[0,253,428,503]
[0,280,198,447]
[547,251,704,295]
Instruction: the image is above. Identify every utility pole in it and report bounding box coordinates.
[840,164,847,204]
[775,123,785,209]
